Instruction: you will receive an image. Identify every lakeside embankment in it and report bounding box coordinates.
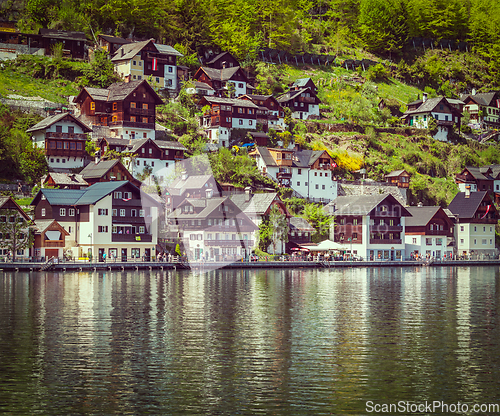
[2,259,500,272]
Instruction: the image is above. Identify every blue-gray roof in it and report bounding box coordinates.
[32,181,128,206]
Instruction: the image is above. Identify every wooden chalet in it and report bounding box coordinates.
[74,80,163,139]
[385,170,410,188]
[80,159,141,187]
[97,34,131,56]
[455,166,494,193]
[33,219,70,260]
[194,66,250,97]
[204,51,240,69]
[42,173,88,189]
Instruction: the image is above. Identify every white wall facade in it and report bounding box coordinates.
[227,81,247,97]
[110,126,155,141]
[458,183,478,192]
[231,117,257,130]
[405,234,452,258]
[455,222,496,256]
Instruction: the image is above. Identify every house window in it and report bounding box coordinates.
[322,185,325,190]
[98,208,108,215]
[133,60,136,66]
[426,238,432,245]
[69,208,75,216]
[90,102,95,111]
[142,117,148,123]
[297,182,300,186]
[239,120,243,125]
[352,233,358,240]
[113,102,117,111]
[114,192,122,199]
[412,238,417,244]
[112,209,117,216]
[139,226,145,233]
[131,116,136,122]
[249,120,253,126]
[139,209,145,217]
[168,67,173,73]
[131,209,137,217]
[60,208,66,216]
[120,209,125,217]
[98,226,108,233]
[112,115,118,122]
[460,226,464,232]
[238,83,243,88]
[436,238,442,245]
[41,208,46,217]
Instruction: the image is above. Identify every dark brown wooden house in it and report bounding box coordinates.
[385,170,410,188]
[204,51,240,69]
[80,159,141,187]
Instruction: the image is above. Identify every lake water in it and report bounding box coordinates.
[1,266,499,415]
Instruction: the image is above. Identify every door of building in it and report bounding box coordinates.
[121,248,127,262]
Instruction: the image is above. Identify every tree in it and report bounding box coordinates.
[301,203,332,243]
[0,209,33,262]
[81,48,121,88]
[268,204,289,254]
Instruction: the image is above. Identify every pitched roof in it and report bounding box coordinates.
[98,34,132,45]
[462,166,492,181]
[172,197,230,219]
[76,80,163,105]
[198,66,243,82]
[193,81,214,90]
[292,150,326,168]
[200,96,259,108]
[155,140,187,151]
[167,174,219,195]
[205,51,237,65]
[31,181,160,207]
[277,87,320,104]
[154,43,183,56]
[326,194,411,216]
[111,39,154,62]
[26,112,92,133]
[405,206,442,227]
[252,147,278,167]
[42,173,88,187]
[82,87,110,101]
[33,219,70,235]
[292,78,313,87]
[404,96,461,116]
[80,159,121,179]
[229,192,278,216]
[385,170,408,178]
[0,196,31,220]
[447,191,491,219]
[460,92,497,107]
[39,28,86,41]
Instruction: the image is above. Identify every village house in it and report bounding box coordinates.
[460,90,500,129]
[80,159,142,188]
[42,172,88,189]
[193,66,250,97]
[0,196,32,260]
[185,81,215,97]
[404,206,455,259]
[27,112,92,171]
[203,51,240,69]
[455,166,494,193]
[74,80,163,142]
[32,219,70,261]
[111,39,183,91]
[447,190,499,257]
[198,96,259,147]
[167,193,257,262]
[325,194,412,260]
[31,180,161,261]
[287,216,315,252]
[401,95,463,141]
[97,34,131,57]
[239,94,286,130]
[250,147,338,202]
[277,78,321,120]
[385,170,410,188]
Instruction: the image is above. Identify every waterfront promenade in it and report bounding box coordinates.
[1,258,500,272]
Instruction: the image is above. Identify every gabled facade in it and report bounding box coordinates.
[204,51,240,69]
[38,29,87,59]
[455,166,493,193]
[460,91,500,128]
[31,181,161,261]
[277,86,321,120]
[447,190,498,257]
[74,80,163,141]
[402,96,462,141]
[27,112,92,170]
[42,172,88,189]
[80,159,142,188]
[198,96,259,147]
[250,147,338,202]
[287,216,315,252]
[168,195,257,262]
[239,94,285,130]
[385,170,410,188]
[32,219,70,260]
[97,34,131,57]
[229,189,288,228]
[325,194,412,260]
[111,39,183,90]
[405,206,455,259]
[194,66,250,97]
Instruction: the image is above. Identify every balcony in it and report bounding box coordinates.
[298,96,316,103]
[204,240,254,247]
[130,108,155,116]
[276,159,293,167]
[44,240,64,247]
[112,233,153,243]
[109,121,155,130]
[277,171,292,179]
[369,239,402,245]
[46,132,88,140]
[46,149,86,157]
[370,225,403,232]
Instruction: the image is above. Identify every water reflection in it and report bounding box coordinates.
[0,267,499,414]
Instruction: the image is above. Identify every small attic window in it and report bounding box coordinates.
[41,195,46,200]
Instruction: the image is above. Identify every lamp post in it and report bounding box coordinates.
[88,233,93,262]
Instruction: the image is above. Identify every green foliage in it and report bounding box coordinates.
[301,203,332,243]
[85,138,98,157]
[81,48,121,88]
[268,204,289,254]
[0,208,34,261]
[366,63,390,82]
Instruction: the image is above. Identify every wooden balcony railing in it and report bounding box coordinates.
[112,233,153,243]
[370,225,403,232]
[46,132,88,140]
[369,238,402,245]
[44,240,64,247]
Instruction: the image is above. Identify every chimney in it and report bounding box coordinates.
[417,202,423,207]
[422,92,427,102]
[472,88,476,96]
[245,186,252,202]
[465,185,471,198]
[181,171,188,181]
[206,188,213,199]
